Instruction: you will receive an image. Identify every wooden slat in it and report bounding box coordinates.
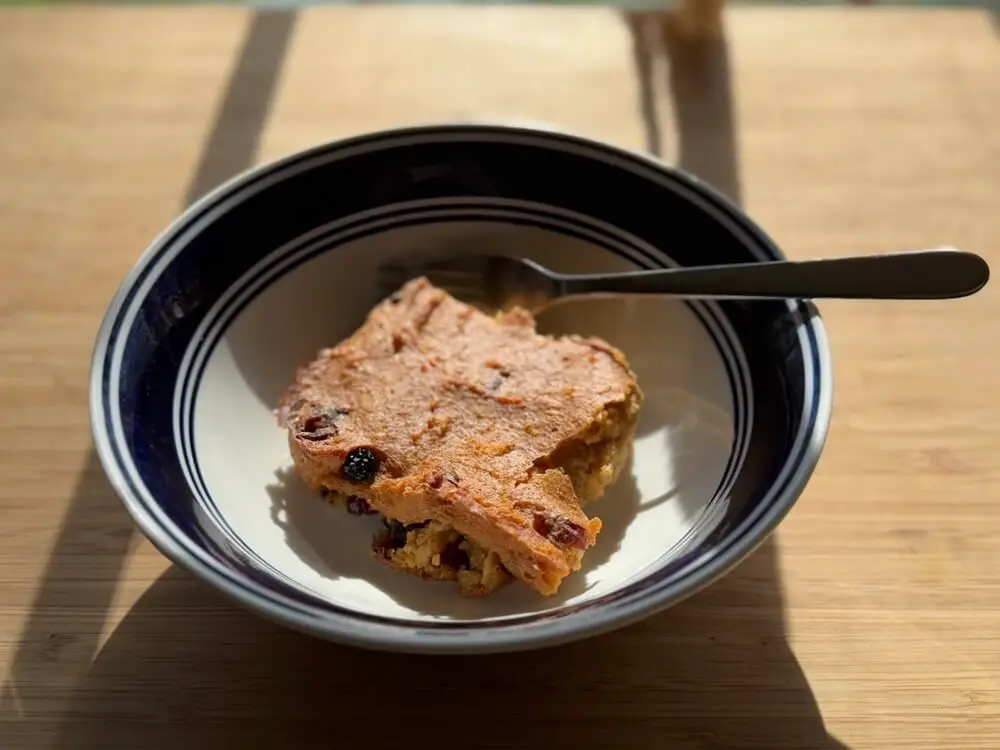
[258,6,647,160]
[0,7,997,749]
[0,9,251,749]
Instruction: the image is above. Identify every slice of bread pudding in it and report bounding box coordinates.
[280,277,642,596]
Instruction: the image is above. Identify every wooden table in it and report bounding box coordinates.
[1,6,997,748]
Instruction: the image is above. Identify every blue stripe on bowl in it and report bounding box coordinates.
[175,201,750,501]
[173,203,754,608]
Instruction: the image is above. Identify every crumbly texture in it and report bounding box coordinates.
[280,277,642,596]
[374,519,513,597]
[321,491,512,596]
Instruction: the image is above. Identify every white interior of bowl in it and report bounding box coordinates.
[190,222,741,622]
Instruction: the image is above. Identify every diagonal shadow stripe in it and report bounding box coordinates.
[622,10,741,206]
[624,11,663,158]
[617,12,846,749]
[0,9,297,746]
[185,8,298,206]
[662,13,742,206]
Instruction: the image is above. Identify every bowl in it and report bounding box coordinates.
[90,123,832,653]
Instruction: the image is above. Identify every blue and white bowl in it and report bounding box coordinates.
[90,124,832,653]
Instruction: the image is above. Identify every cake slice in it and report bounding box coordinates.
[279,277,642,596]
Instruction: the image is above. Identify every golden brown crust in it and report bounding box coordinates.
[280,277,642,595]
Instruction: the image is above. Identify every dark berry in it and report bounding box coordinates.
[341,447,380,482]
[440,539,470,570]
[532,513,588,550]
[381,517,427,543]
[345,496,376,516]
[487,374,505,393]
[386,520,409,549]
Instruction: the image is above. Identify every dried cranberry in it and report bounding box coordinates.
[298,416,336,441]
[341,447,380,482]
[532,513,588,550]
[440,539,470,570]
[296,406,349,441]
[345,496,376,516]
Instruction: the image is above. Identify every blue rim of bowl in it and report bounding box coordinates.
[174,200,754,608]
[89,122,833,653]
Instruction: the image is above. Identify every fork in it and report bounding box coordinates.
[377,247,990,314]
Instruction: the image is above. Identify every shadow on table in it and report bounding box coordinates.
[49,539,845,750]
[3,8,845,750]
[0,451,139,750]
[625,9,741,204]
[0,10,298,748]
[182,8,297,205]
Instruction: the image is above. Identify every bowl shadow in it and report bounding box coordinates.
[50,539,848,750]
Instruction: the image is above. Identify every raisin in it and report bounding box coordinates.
[341,447,380,482]
[345,496,376,516]
[532,513,588,550]
[385,520,410,549]
[532,514,551,536]
[297,415,336,440]
[487,373,506,393]
[296,406,349,441]
[380,518,428,549]
[440,538,470,570]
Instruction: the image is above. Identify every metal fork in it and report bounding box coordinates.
[376,247,989,314]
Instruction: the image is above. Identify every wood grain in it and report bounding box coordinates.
[0,7,998,749]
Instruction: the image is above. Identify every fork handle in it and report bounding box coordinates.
[558,248,989,301]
